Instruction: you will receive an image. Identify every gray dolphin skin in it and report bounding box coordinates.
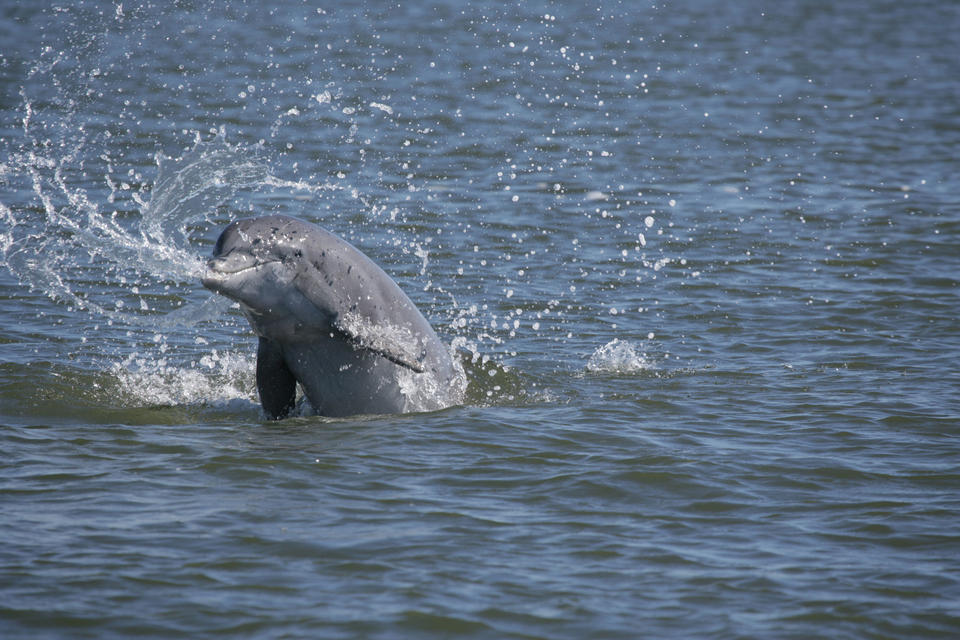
[202,215,464,419]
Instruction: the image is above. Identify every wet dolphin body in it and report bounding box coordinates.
[202,215,464,419]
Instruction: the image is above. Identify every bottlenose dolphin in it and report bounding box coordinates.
[201,215,464,419]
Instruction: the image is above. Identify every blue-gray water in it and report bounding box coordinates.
[2,1,959,638]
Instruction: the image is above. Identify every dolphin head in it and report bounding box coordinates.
[202,216,318,331]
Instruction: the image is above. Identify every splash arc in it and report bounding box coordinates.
[202,215,464,418]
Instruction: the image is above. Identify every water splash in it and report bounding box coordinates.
[586,338,653,374]
[141,133,272,249]
[1,130,270,325]
[111,348,257,409]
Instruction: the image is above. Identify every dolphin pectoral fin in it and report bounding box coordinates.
[331,318,426,373]
[364,345,426,373]
[339,329,426,373]
[256,337,297,420]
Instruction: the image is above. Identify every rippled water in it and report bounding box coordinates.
[2,1,959,638]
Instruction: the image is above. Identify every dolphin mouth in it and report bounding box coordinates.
[202,257,255,291]
[205,254,258,274]
[201,269,231,293]
[201,256,283,293]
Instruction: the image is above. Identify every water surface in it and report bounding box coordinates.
[2,1,959,638]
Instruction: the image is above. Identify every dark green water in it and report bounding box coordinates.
[2,1,959,637]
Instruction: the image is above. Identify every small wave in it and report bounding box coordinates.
[586,339,653,374]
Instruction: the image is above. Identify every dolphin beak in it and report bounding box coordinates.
[201,256,239,291]
[205,252,257,275]
[201,252,269,294]
[201,260,227,292]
